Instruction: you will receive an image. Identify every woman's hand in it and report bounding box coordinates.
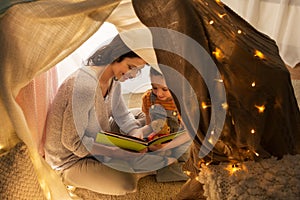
[129,128,144,139]
[129,125,153,139]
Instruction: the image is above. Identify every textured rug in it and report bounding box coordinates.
[0,142,46,200]
[198,154,300,200]
[74,175,184,200]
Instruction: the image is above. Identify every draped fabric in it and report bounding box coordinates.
[15,67,58,156]
[0,0,37,15]
[133,0,300,175]
[1,0,300,199]
[0,1,121,199]
[221,0,300,68]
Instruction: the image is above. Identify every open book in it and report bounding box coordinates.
[95,129,186,152]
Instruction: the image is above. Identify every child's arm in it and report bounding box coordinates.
[145,115,151,125]
[141,91,151,125]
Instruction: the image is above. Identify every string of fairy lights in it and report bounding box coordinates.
[184,0,268,176]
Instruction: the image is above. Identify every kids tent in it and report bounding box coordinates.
[0,0,299,199]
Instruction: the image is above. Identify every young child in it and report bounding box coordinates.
[141,67,189,182]
[142,67,182,140]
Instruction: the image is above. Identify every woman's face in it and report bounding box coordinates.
[112,57,146,82]
[151,75,173,101]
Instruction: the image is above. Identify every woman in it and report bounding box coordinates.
[44,34,154,195]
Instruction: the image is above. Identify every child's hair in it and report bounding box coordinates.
[87,34,140,66]
[150,67,181,114]
[150,67,164,78]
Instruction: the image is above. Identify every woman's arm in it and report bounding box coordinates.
[61,71,97,157]
[111,82,141,133]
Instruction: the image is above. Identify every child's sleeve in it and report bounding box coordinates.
[141,91,152,124]
[141,92,149,115]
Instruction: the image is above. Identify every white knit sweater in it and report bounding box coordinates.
[44,66,140,171]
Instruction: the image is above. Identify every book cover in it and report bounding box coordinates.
[95,129,187,152]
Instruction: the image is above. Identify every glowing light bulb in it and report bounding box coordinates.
[212,47,223,60]
[206,161,212,166]
[218,13,226,18]
[251,82,256,87]
[254,50,265,59]
[215,78,223,82]
[215,0,222,5]
[225,163,243,175]
[255,105,265,113]
[237,30,242,34]
[222,103,228,110]
[208,137,214,144]
[251,129,255,134]
[201,102,210,109]
[184,170,192,176]
[209,20,214,25]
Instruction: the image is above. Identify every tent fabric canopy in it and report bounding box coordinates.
[0,0,121,199]
[0,0,36,15]
[132,0,300,172]
[0,0,299,199]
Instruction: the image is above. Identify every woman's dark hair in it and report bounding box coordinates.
[87,34,140,66]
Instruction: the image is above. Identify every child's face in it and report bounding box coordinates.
[151,75,173,101]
